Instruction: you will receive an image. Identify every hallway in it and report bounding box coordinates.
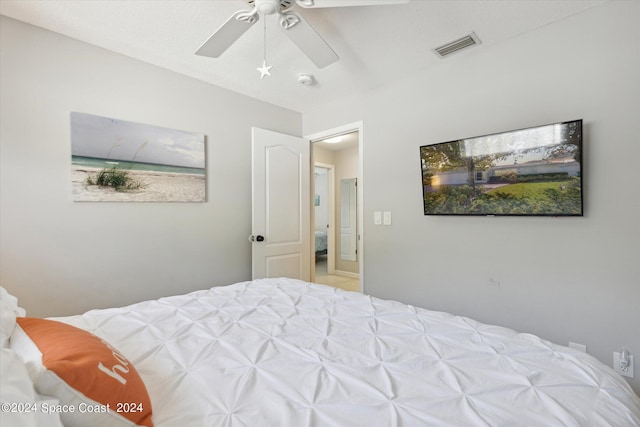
[314,255,360,292]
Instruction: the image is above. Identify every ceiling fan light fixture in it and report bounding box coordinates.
[247,0,294,13]
[255,0,279,15]
[198,0,407,69]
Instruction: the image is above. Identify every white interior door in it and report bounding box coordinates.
[252,127,310,281]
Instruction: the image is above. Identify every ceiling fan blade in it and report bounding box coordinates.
[295,0,409,8]
[195,11,258,58]
[280,12,339,69]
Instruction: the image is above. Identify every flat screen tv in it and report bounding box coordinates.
[420,119,583,216]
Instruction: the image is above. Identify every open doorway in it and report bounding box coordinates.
[311,130,360,292]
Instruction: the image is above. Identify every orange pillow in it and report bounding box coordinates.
[13,318,153,427]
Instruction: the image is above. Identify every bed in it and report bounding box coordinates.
[315,231,327,258]
[3,278,640,427]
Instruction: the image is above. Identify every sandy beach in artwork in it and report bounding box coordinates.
[72,165,205,202]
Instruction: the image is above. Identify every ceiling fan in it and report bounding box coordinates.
[195,0,409,69]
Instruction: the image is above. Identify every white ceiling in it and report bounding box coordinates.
[0,0,607,114]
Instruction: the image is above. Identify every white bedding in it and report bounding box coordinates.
[54,279,640,426]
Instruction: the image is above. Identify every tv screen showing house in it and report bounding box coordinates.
[420,119,583,216]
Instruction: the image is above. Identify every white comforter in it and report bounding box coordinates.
[55,279,640,426]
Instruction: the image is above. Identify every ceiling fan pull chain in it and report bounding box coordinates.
[257,15,273,79]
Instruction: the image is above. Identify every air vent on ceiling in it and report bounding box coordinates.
[433,32,481,58]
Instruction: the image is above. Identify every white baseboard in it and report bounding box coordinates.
[333,270,359,279]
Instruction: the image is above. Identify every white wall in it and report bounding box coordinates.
[0,17,301,317]
[304,1,640,393]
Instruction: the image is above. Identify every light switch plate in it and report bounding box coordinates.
[383,211,392,225]
[374,211,382,225]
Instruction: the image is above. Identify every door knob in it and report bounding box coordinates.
[249,235,265,242]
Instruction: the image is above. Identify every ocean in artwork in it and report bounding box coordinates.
[72,156,205,175]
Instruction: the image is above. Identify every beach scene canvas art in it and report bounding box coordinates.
[71,112,206,202]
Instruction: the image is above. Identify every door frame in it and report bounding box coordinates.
[306,121,364,291]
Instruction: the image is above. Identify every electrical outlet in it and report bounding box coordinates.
[613,351,634,378]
